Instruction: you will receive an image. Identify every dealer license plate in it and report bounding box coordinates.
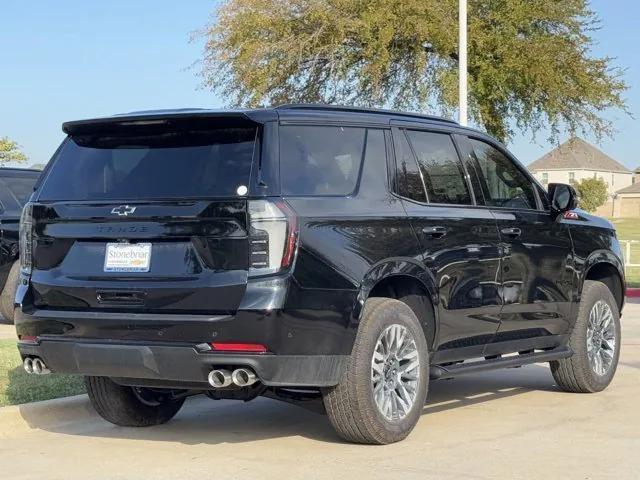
[104,243,151,273]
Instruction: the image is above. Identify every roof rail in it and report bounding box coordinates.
[0,167,42,173]
[275,103,458,125]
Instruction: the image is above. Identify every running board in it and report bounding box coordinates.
[430,347,573,380]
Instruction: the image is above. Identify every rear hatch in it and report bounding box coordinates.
[27,115,259,313]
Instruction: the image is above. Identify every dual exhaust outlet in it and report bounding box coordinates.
[24,356,257,387]
[23,357,50,375]
[208,368,258,388]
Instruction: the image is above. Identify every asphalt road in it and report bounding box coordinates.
[1,303,639,480]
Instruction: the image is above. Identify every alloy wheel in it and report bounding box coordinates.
[371,324,421,421]
[586,300,616,376]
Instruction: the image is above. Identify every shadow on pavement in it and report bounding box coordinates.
[14,363,560,445]
[424,363,557,414]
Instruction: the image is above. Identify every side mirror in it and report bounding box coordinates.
[548,183,578,213]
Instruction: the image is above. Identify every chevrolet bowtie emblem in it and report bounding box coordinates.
[110,205,137,216]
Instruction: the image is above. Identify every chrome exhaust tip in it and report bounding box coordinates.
[32,358,43,374]
[208,369,233,388]
[23,357,34,374]
[232,368,257,387]
[32,358,50,375]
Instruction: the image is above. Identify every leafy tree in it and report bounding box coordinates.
[572,177,608,212]
[199,0,628,142]
[0,137,27,165]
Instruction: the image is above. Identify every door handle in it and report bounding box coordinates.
[422,226,447,238]
[500,227,522,238]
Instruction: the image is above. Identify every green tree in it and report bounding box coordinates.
[572,177,608,212]
[199,0,628,142]
[0,137,28,165]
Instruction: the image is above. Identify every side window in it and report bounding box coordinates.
[468,138,537,210]
[0,178,17,215]
[405,130,472,205]
[536,183,550,210]
[280,125,366,196]
[393,131,427,202]
[6,175,37,206]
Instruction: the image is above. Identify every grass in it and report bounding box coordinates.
[0,339,85,407]
[609,218,640,287]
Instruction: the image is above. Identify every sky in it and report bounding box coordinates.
[1,0,639,168]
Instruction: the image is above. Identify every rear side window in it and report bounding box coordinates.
[38,127,258,201]
[280,126,365,196]
[393,131,427,202]
[468,138,537,210]
[405,130,472,205]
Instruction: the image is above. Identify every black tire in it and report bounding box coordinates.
[85,376,186,427]
[0,261,20,324]
[322,297,429,444]
[550,280,621,393]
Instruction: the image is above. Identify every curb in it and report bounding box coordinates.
[626,288,640,298]
[0,394,98,439]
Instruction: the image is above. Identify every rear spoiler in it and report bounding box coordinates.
[62,109,278,136]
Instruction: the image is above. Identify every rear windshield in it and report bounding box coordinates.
[39,126,258,201]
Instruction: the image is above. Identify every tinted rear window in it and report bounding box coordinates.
[2,174,38,206]
[39,127,258,201]
[280,125,366,196]
[405,130,471,205]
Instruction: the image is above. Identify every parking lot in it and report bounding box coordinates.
[0,302,639,479]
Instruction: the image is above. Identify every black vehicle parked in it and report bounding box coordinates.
[16,105,624,444]
[0,167,40,322]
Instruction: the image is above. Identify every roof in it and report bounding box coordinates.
[63,104,459,135]
[528,137,630,173]
[616,182,640,195]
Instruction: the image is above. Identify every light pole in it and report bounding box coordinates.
[459,0,468,126]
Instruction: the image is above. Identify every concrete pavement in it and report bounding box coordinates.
[0,303,639,479]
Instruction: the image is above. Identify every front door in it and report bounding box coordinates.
[391,128,502,361]
[462,137,574,351]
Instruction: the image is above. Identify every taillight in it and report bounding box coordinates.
[210,342,267,353]
[18,335,38,344]
[248,200,298,277]
[19,202,34,276]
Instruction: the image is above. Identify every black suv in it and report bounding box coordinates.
[0,167,40,322]
[16,105,624,444]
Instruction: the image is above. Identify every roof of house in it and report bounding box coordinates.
[616,182,640,195]
[528,137,630,173]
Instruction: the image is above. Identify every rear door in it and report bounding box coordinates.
[460,136,574,349]
[29,117,260,314]
[391,127,502,361]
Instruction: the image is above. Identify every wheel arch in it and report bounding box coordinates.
[354,258,438,350]
[582,253,625,313]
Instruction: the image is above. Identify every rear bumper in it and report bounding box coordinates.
[17,338,348,388]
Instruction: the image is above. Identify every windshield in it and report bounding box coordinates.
[39,126,258,201]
